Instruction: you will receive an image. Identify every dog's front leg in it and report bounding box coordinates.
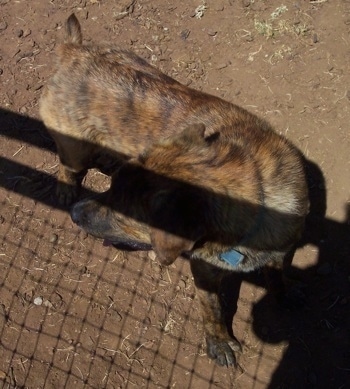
[190,259,242,367]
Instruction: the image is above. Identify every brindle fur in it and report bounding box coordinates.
[43,14,309,367]
[40,13,247,205]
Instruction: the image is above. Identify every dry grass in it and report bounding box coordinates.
[254,5,310,38]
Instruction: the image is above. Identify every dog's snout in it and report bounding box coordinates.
[71,201,87,225]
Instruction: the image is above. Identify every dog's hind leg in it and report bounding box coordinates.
[263,247,307,309]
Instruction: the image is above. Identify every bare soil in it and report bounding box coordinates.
[0,1,349,388]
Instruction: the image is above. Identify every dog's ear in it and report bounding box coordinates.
[175,123,220,145]
[150,190,205,266]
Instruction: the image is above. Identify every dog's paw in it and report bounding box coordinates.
[206,336,242,367]
[56,182,78,206]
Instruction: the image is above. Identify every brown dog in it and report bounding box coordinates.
[71,124,309,365]
[42,13,309,367]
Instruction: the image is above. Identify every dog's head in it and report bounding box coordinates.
[71,124,221,265]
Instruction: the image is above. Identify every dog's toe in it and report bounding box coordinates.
[206,336,242,367]
[56,183,78,206]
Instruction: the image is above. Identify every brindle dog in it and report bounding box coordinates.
[42,14,309,367]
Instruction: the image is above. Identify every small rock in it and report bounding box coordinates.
[19,106,27,114]
[49,233,59,243]
[0,21,7,31]
[316,262,332,276]
[313,33,319,43]
[17,29,24,38]
[242,0,251,7]
[148,251,157,261]
[23,28,31,38]
[33,296,43,306]
[0,68,2,75]
[43,300,53,308]
[207,29,217,36]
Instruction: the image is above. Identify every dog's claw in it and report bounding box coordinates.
[206,337,241,367]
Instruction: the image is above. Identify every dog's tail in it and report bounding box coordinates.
[65,14,82,45]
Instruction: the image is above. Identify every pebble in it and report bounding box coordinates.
[17,29,24,38]
[43,300,53,308]
[49,233,59,243]
[23,28,31,38]
[207,29,217,36]
[0,21,7,31]
[33,297,43,306]
[148,251,156,261]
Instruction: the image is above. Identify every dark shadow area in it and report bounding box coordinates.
[1,107,349,387]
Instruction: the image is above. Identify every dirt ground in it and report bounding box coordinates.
[0,0,349,388]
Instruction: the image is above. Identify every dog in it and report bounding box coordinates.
[42,13,309,368]
[71,127,309,365]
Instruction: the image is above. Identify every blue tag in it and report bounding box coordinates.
[220,249,244,268]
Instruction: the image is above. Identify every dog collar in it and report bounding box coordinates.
[219,249,245,268]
